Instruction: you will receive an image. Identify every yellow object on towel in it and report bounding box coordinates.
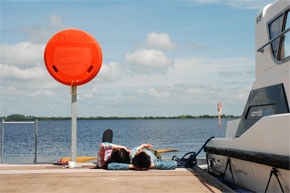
[60,156,98,163]
[156,149,179,153]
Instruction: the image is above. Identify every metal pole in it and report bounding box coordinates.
[34,119,38,164]
[1,119,4,164]
[71,86,77,162]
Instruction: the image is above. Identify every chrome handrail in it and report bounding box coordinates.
[257,28,290,53]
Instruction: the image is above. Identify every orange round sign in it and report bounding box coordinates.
[44,29,102,86]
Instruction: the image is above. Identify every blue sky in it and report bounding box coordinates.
[0,0,274,117]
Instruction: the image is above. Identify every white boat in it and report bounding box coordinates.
[204,0,290,192]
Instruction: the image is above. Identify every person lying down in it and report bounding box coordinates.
[96,129,176,170]
[108,143,177,170]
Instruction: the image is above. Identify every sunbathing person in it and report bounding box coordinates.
[96,129,130,169]
[107,143,177,170]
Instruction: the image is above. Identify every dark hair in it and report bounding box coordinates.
[104,148,130,169]
[132,151,151,169]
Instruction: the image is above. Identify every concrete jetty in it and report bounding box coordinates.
[0,164,234,193]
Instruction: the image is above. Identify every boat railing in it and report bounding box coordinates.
[257,28,290,53]
[1,119,38,164]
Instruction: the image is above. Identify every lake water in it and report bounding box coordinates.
[0,118,233,163]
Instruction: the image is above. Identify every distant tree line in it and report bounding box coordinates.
[0,114,240,121]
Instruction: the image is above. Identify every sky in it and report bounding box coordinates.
[0,0,275,117]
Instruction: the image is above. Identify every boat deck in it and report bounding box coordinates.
[0,164,234,193]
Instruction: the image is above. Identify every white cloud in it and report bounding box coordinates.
[195,0,218,2]
[0,40,63,110]
[28,90,56,97]
[0,64,47,80]
[182,83,251,104]
[108,56,254,114]
[171,57,253,77]
[0,15,255,117]
[0,47,254,116]
[143,32,178,50]
[185,42,206,51]
[0,41,49,82]
[96,62,122,82]
[41,82,61,89]
[224,0,272,9]
[0,42,45,68]
[49,14,65,29]
[185,87,212,95]
[126,49,174,74]
[192,0,272,9]
[23,14,68,43]
[139,88,171,98]
[132,80,251,114]
[80,87,100,100]
[0,41,126,117]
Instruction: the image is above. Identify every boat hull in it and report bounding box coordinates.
[206,153,289,192]
[205,114,290,192]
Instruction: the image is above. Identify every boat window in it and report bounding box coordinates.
[269,14,283,59]
[268,9,290,61]
[286,11,290,30]
[279,11,289,60]
[236,84,289,138]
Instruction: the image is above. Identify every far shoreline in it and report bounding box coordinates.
[1,114,240,121]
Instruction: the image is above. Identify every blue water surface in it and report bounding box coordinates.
[0,118,233,163]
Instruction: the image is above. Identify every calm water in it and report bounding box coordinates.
[0,118,233,163]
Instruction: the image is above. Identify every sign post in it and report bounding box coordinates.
[44,29,102,165]
[71,86,77,162]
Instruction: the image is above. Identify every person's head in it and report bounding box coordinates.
[106,148,130,167]
[132,151,151,169]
